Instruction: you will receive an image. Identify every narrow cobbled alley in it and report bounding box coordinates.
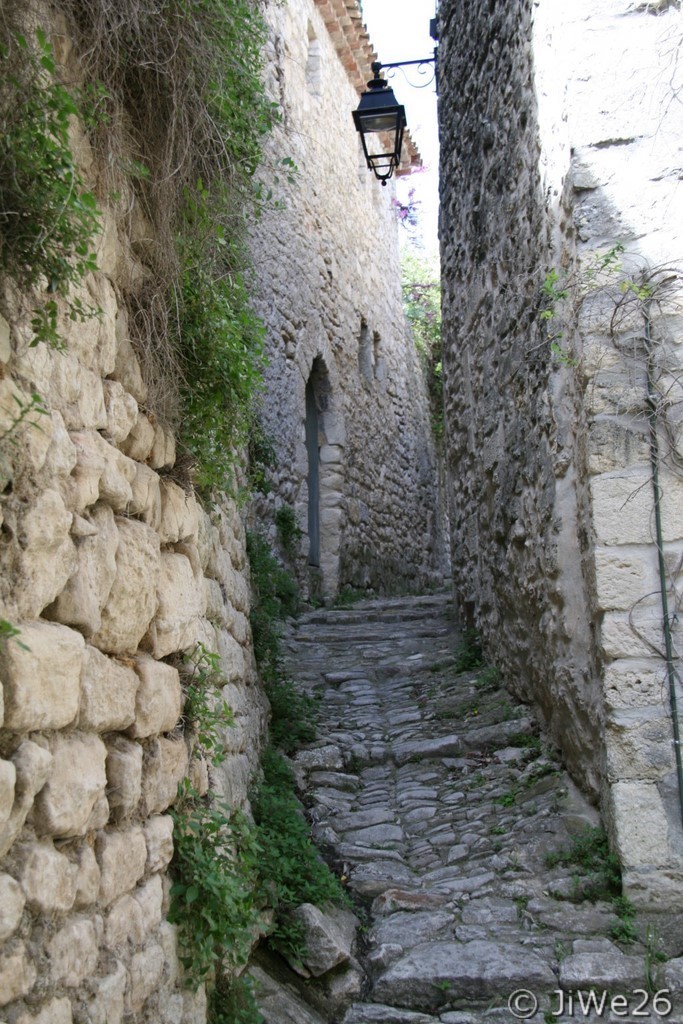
[252,594,683,1024]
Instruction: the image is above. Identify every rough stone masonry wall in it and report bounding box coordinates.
[539,0,683,907]
[439,0,683,906]
[250,0,447,600]
[0,19,268,1024]
[438,0,605,794]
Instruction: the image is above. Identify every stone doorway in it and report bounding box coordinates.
[303,356,344,599]
[305,373,320,568]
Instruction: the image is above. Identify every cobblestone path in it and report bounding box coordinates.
[252,594,682,1024]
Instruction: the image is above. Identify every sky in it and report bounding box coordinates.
[360,0,440,255]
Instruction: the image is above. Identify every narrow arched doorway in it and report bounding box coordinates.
[303,356,344,598]
[305,373,320,567]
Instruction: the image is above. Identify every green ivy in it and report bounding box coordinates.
[0,30,101,346]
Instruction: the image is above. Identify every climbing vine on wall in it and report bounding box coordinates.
[0,0,279,488]
[54,0,278,490]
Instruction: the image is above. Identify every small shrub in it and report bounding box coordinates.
[475,665,500,691]
[168,786,263,986]
[247,529,299,677]
[610,894,638,947]
[182,643,235,766]
[508,732,542,753]
[333,587,367,609]
[523,762,560,788]
[495,788,519,808]
[454,628,484,672]
[274,505,302,559]
[610,914,637,946]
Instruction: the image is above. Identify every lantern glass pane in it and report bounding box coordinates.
[360,112,399,133]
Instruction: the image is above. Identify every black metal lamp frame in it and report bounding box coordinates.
[353,53,436,185]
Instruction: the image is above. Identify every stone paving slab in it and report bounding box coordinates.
[255,594,683,1023]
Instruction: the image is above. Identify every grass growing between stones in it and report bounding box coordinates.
[545,826,621,902]
[545,825,642,946]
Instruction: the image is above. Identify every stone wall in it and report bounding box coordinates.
[437,0,605,792]
[549,0,683,907]
[0,18,268,1022]
[250,0,448,600]
[439,0,683,906]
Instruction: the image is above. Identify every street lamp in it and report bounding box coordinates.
[353,46,437,186]
[352,64,406,186]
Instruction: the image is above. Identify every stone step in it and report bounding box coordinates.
[295,595,454,627]
[291,625,453,644]
[371,940,556,1012]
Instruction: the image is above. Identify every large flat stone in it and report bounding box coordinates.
[348,862,416,897]
[289,903,354,977]
[393,737,463,765]
[91,518,160,655]
[295,746,345,771]
[344,823,405,847]
[373,941,556,1011]
[0,622,83,732]
[335,807,397,830]
[251,965,328,1024]
[559,951,646,991]
[32,734,108,837]
[370,911,455,949]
